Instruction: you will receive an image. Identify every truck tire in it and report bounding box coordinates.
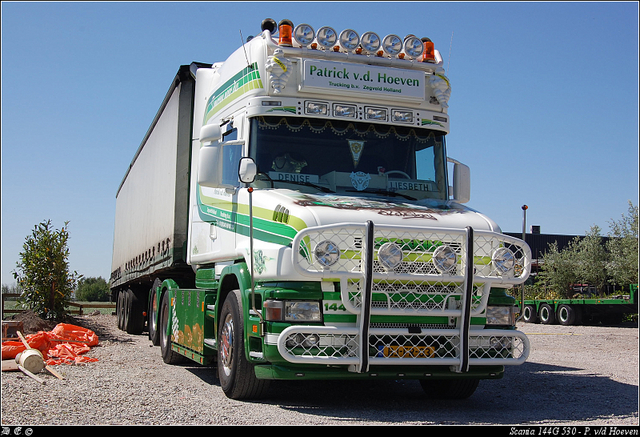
[159,291,185,364]
[217,290,270,400]
[419,378,480,399]
[539,303,556,325]
[148,279,162,346]
[123,289,145,335]
[557,304,577,326]
[117,290,126,330]
[523,305,537,323]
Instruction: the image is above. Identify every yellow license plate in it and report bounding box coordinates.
[382,345,435,358]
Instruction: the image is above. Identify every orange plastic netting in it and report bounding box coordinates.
[2,323,99,365]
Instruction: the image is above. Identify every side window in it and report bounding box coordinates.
[221,142,243,186]
[222,127,238,142]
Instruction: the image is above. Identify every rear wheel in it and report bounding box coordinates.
[123,289,145,334]
[217,290,269,400]
[159,291,185,364]
[116,291,126,330]
[419,378,480,399]
[539,303,556,325]
[148,279,162,346]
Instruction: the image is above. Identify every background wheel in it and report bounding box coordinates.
[539,303,556,325]
[557,304,576,325]
[419,379,480,399]
[523,305,538,323]
[217,290,269,400]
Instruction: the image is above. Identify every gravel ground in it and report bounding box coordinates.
[2,313,638,426]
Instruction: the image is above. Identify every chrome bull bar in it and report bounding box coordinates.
[288,222,531,373]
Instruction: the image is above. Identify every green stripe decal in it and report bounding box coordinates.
[197,187,305,247]
[203,63,263,123]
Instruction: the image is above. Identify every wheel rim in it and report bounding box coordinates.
[160,301,169,348]
[220,314,234,377]
[150,297,158,332]
[558,307,568,322]
[540,306,550,321]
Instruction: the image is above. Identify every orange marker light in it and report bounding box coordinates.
[279,19,293,46]
[422,37,435,62]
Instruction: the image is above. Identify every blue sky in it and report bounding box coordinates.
[2,2,638,285]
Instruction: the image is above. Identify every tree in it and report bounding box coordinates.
[606,200,638,289]
[536,202,638,297]
[574,225,609,292]
[75,276,110,302]
[12,220,81,320]
[536,240,579,298]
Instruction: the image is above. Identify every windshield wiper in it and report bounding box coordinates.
[345,188,417,201]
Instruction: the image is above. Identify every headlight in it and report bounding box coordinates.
[403,35,424,58]
[339,29,360,51]
[314,240,340,267]
[432,245,457,273]
[382,34,402,56]
[316,26,337,49]
[492,247,515,274]
[264,300,321,322]
[360,31,381,53]
[486,306,516,326]
[286,333,320,349]
[293,23,315,46]
[378,242,403,271]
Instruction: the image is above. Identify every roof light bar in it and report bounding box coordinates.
[259,20,438,63]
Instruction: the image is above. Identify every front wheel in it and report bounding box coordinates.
[419,378,480,399]
[217,290,269,400]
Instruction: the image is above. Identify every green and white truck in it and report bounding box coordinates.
[110,18,532,400]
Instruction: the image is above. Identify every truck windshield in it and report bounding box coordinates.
[249,116,448,201]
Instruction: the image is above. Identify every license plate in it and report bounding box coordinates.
[380,345,435,358]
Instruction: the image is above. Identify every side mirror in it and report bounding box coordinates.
[238,157,257,184]
[448,158,470,203]
[198,143,222,188]
[200,123,222,143]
